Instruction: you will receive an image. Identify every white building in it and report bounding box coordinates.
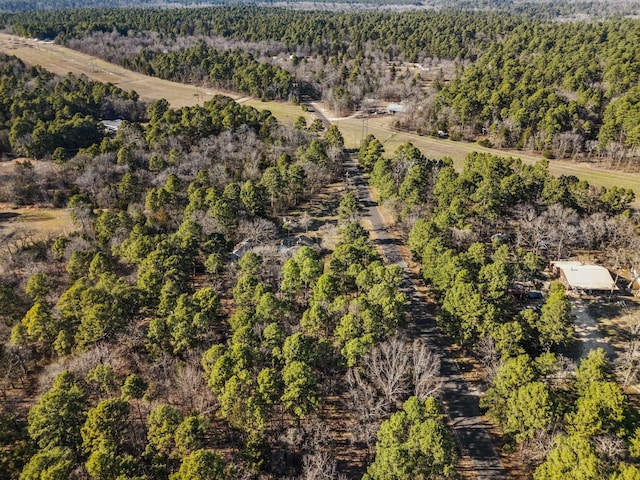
[552,261,618,293]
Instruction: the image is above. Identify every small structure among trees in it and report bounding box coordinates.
[386,104,408,115]
[552,261,618,295]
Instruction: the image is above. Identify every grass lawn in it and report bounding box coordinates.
[242,98,312,126]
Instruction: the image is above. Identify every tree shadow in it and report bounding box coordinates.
[0,212,20,222]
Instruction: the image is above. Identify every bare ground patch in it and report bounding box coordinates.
[0,203,74,257]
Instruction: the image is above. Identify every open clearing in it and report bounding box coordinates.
[0,32,638,205]
[0,159,75,257]
[335,114,640,207]
[0,32,311,125]
[0,204,74,246]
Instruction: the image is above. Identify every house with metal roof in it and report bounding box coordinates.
[552,261,618,293]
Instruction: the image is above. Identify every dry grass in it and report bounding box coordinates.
[0,204,75,263]
[0,158,75,251]
[242,98,312,126]
[0,33,311,126]
[0,157,52,175]
[0,33,235,108]
[336,114,640,208]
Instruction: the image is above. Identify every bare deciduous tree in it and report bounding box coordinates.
[366,337,411,408]
[237,218,278,245]
[546,355,576,390]
[602,216,640,272]
[614,310,640,388]
[474,336,501,380]
[593,435,627,469]
[517,204,580,259]
[0,343,30,389]
[344,368,385,448]
[450,226,478,250]
[299,450,337,480]
[173,359,216,415]
[515,206,547,255]
[541,204,580,260]
[298,211,313,235]
[580,212,609,250]
[519,429,556,465]
[412,339,442,400]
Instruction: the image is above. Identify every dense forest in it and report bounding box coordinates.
[0,50,460,479]
[4,5,640,163]
[0,52,395,479]
[0,55,145,162]
[1,0,639,14]
[1,2,640,479]
[0,50,639,478]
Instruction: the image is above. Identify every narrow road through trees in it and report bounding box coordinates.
[344,155,506,480]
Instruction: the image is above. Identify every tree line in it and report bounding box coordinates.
[125,42,293,101]
[5,7,516,60]
[5,5,640,161]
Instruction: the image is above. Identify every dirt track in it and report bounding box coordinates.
[344,153,506,479]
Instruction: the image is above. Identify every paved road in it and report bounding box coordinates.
[344,155,506,480]
[301,97,332,129]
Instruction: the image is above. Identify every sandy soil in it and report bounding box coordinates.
[571,298,615,358]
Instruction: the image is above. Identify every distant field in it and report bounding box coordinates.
[0,33,312,125]
[336,115,640,207]
[0,31,638,206]
[0,33,237,108]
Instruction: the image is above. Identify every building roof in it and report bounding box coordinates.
[386,104,408,114]
[231,239,254,260]
[101,119,123,132]
[553,261,618,291]
[280,234,316,249]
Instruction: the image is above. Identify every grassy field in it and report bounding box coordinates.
[0,33,313,125]
[242,98,311,126]
[0,31,638,205]
[336,115,640,207]
[0,205,74,250]
[0,34,236,108]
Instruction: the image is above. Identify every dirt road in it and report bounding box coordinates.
[571,299,615,359]
[344,155,506,479]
